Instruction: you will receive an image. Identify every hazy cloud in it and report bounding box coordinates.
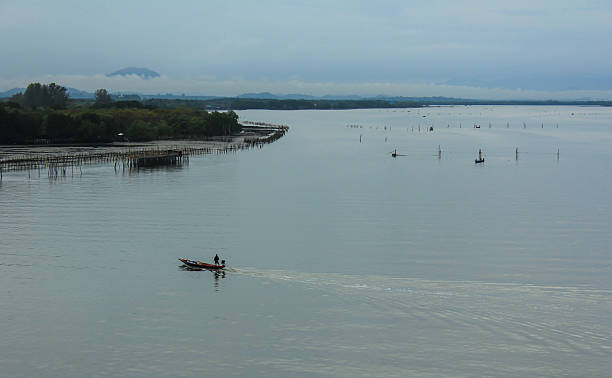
[1,0,612,98]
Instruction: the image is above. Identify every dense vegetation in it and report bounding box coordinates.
[9,83,69,109]
[1,84,241,144]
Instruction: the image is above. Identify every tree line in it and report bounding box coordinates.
[1,83,241,144]
[9,83,69,109]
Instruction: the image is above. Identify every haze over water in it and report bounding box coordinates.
[1,106,611,376]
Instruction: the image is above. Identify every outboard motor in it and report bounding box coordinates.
[221,260,225,266]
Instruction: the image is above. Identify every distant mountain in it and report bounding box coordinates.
[140,93,219,100]
[0,88,24,98]
[0,87,93,99]
[236,93,474,101]
[3,86,610,104]
[321,94,364,100]
[237,92,368,100]
[0,87,217,101]
[237,92,318,100]
[107,67,160,79]
[237,92,278,99]
[67,87,94,99]
[375,95,470,103]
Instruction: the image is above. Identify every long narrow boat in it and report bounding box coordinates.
[179,258,225,270]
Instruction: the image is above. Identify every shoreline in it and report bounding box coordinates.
[0,125,288,172]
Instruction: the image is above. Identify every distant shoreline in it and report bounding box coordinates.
[3,95,611,112]
[136,98,612,111]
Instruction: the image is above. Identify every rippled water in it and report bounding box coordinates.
[1,106,611,376]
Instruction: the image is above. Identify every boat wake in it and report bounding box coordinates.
[231,266,611,299]
[230,267,612,359]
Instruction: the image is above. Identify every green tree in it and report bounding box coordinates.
[46,83,69,109]
[9,92,24,106]
[0,108,43,143]
[126,120,155,141]
[22,82,68,109]
[207,111,240,136]
[94,89,112,106]
[154,120,172,138]
[46,112,75,140]
[23,83,44,108]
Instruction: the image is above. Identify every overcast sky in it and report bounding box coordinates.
[2,0,612,99]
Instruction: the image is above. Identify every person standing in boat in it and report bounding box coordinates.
[214,254,220,265]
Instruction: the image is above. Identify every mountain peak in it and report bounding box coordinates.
[107,67,160,79]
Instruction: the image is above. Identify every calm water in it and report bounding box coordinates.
[1,106,611,377]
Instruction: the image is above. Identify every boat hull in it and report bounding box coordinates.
[179,258,225,270]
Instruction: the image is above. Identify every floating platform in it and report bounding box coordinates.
[133,150,183,167]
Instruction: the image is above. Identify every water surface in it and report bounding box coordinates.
[1,106,611,376]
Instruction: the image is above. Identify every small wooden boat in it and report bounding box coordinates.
[179,258,225,270]
[475,149,484,164]
[391,149,406,158]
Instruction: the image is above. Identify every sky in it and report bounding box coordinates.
[1,0,612,99]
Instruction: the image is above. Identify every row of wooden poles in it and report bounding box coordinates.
[348,122,559,130]
[243,126,288,146]
[242,120,290,129]
[391,145,561,161]
[0,126,289,179]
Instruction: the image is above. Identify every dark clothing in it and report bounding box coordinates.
[214,254,220,265]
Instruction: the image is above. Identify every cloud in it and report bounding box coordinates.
[2,74,612,100]
[3,1,612,90]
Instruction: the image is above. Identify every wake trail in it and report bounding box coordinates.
[229,267,612,355]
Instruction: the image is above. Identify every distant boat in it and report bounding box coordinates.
[475,149,485,164]
[391,149,406,157]
[179,258,225,270]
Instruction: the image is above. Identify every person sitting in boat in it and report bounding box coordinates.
[214,254,220,265]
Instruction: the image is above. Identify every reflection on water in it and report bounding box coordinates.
[178,265,226,291]
[115,161,189,175]
[213,270,226,291]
